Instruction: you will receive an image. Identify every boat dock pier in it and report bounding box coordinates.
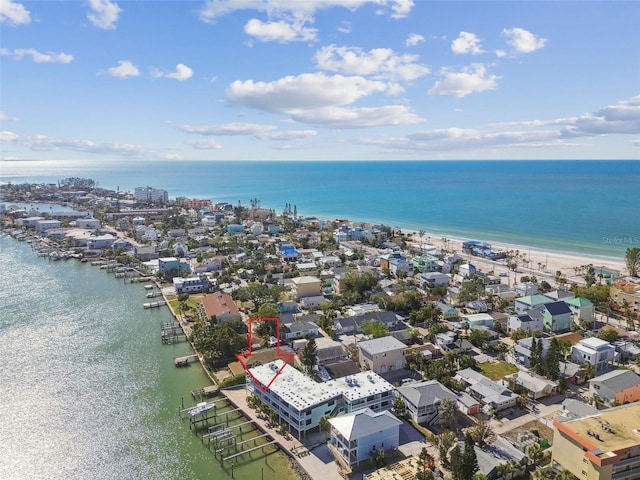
[174,354,198,367]
[161,322,187,344]
[191,385,219,401]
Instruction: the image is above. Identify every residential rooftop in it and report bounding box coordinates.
[556,403,640,453]
[248,359,394,411]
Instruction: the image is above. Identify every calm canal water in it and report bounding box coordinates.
[0,234,299,480]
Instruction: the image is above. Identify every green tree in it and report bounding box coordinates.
[372,448,386,468]
[438,397,458,428]
[457,277,485,303]
[343,270,379,302]
[361,319,390,338]
[450,445,463,480]
[415,448,434,480]
[409,303,442,326]
[393,395,407,418]
[469,419,493,448]
[625,247,640,277]
[462,434,479,480]
[301,338,318,374]
[542,337,562,380]
[319,415,331,440]
[431,431,457,467]
[469,329,490,349]
[233,283,282,310]
[597,329,619,343]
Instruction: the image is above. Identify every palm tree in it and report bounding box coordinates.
[554,469,576,480]
[527,443,545,466]
[319,415,331,440]
[582,362,596,381]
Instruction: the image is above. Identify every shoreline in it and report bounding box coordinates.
[400,228,627,279]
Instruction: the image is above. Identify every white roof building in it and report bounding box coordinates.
[247,360,395,438]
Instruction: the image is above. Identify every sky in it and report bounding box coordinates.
[1,0,639,162]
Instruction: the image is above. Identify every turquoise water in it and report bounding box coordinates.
[0,235,297,480]
[1,159,639,257]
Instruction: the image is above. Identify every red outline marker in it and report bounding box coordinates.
[235,317,294,393]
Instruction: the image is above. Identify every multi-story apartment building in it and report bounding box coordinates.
[134,186,168,204]
[552,403,640,480]
[246,360,395,439]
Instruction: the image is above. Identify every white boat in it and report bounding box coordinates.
[188,401,216,418]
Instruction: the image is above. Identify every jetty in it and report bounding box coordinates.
[174,354,198,367]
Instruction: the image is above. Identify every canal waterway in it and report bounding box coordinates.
[0,234,299,480]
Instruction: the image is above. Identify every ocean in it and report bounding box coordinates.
[2,159,638,258]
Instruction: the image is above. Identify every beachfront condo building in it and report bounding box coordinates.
[134,186,168,204]
[246,360,395,439]
[552,403,640,480]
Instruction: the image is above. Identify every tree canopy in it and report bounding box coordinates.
[361,319,390,338]
[626,247,640,277]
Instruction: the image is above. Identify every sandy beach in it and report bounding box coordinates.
[405,230,628,286]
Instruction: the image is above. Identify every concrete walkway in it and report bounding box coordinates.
[222,387,343,480]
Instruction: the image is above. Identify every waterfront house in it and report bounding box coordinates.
[35,219,62,234]
[173,276,208,295]
[396,380,460,425]
[200,292,241,324]
[588,369,640,405]
[571,337,616,372]
[357,336,407,374]
[328,408,402,469]
[246,360,395,439]
[86,234,116,249]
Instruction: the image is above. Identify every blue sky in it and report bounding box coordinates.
[1,0,639,161]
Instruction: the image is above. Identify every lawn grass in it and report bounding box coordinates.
[478,361,518,380]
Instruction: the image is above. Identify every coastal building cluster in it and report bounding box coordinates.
[2,180,640,480]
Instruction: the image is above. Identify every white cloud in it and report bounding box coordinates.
[451,31,484,55]
[226,73,392,112]
[262,129,317,140]
[244,18,317,42]
[181,123,276,136]
[315,45,429,81]
[495,49,506,58]
[561,95,640,137]
[1,130,178,158]
[502,27,547,54]
[405,33,425,47]
[287,105,422,129]
[5,48,73,64]
[180,122,318,140]
[187,139,223,150]
[0,0,31,26]
[199,0,414,22]
[0,111,19,121]
[107,60,140,78]
[154,63,194,81]
[87,0,121,30]
[428,63,499,98]
[337,21,352,34]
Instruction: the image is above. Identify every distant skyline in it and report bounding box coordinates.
[1,0,639,162]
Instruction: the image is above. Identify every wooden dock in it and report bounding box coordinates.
[174,354,198,367]
[191,385,219,400]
